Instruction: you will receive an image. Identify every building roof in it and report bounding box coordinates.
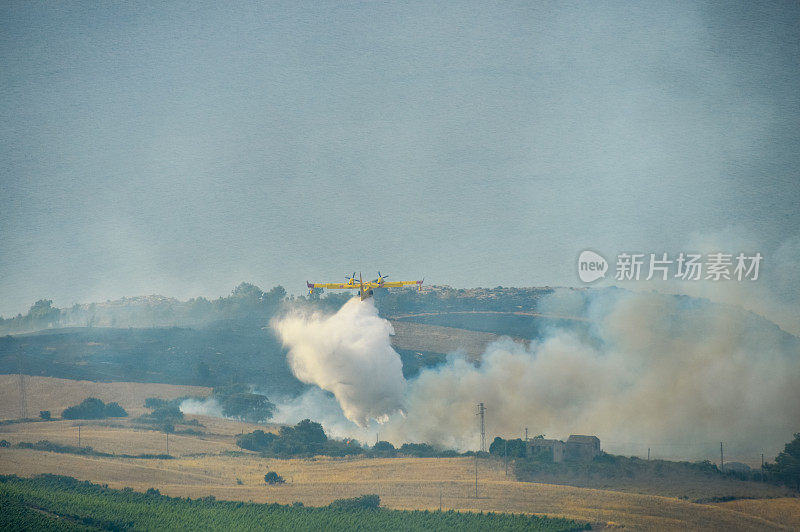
[566,435,600,444]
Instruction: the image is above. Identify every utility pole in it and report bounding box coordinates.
[761,453,764,481]
[166,432,169,455]
[720,442,724,471]
[78,425,81,447]
[647,448,650,461]
[476,403,486,452]
[525,427,528,442]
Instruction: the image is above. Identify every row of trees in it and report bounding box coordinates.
[235,421,462,458]
[238,422,800,493]
[1,282,564,334]
[0,283,288,333]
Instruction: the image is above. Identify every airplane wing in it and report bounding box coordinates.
[307,278,422,292]
[307,282,358,290]
[377,280,423,289]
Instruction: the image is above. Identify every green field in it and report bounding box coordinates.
[0,474,590,531]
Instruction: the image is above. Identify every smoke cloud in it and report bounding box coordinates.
[272,298,407,426]
[270,286,799,460]
[393,290,799,458]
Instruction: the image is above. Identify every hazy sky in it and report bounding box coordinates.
[1,1,798,316]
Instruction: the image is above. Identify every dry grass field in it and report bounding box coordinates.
[1,447,798,530]
[1,376,798,530]
[713,498,800,530]
[0,374,212,419]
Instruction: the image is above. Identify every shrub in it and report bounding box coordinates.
[39,410,51,420]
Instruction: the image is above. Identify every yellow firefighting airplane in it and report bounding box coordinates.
[307,272,423,300]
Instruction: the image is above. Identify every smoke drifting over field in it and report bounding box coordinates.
[272,287,800,459]
[179,397,224,418]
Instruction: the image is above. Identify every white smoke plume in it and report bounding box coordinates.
[270,290,799,461]
[269,234,800,460]
[272,298,407,426]
[271,388,374,441]
[179,397,224,417]
[388,290,800,459]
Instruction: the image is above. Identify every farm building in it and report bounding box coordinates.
[526,438,565,463]
[526,434,601,463]
[565,435,601,461]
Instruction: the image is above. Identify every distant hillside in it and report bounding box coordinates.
[0,283,287,334]
[5,283,794,394]
[0,326,302,395]
[0,283,572,334]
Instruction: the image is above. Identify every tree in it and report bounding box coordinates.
[263,285,287,304]
[236,429,277,452]
[489,437,527,458]
[104,402,128,417]
[221,393,275,423]
[264,471,285,485]
[766,433,800,491]
[144,397,168,409]
[237,420,329,456]
[62,398,127,420]
[149,405,183,422]
[28,299,61,328]
[372,441,396,456]
[62,398,107,419]
[276,419,327,454]
[39,410,51,420]
[399,443,437,457]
